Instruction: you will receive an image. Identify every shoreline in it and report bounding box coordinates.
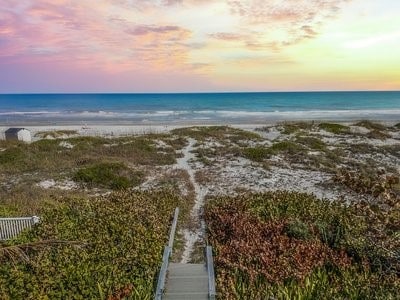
[0,118,399,126]
[1,120,399,139]
[1,109,400,127]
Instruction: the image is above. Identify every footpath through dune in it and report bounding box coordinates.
[176,138,207,263]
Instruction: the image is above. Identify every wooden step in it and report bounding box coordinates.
[164,263,208,299]
[163,292,208,300]
[168,263,207,276]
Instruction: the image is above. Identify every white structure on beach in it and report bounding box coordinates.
[4,128,32,142]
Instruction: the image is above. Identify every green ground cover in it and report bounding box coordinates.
[0,190,182,299]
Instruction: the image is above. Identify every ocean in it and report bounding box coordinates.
[0,91,399,125]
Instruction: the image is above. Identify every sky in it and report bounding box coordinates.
[0,0,399,93]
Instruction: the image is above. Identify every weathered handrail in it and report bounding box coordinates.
[155,207,179,300]
[168,208,179,249]
[0,216,40,241]
[206,246,216,299]
[155,246,171,300]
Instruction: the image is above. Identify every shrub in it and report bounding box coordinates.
[280,122,314,134]
[284,219,311,240]
[0,147,25,165]
[242,142,305,162]
[270,141,305,154]
[171,126,260,142]
[319,123,350,134]
[243,147,272,162]
[73,162,142,190]
[295,136,326,151]
[32,139,60,152]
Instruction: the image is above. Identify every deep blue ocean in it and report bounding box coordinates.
[0,92,399,124]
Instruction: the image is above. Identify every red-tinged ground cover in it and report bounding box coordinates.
[205,191,400,299]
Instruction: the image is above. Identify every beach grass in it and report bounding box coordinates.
[0,135,179,179]
[35,130,79,139]
[355,120,387,131]
[366,129,391,140]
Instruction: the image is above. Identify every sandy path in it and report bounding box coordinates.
[176,138,207,263]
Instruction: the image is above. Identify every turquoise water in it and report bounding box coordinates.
[0,92,399,124]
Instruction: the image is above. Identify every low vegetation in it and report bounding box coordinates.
[1,122,399,299]
[171,126,260,144]
[269,141,305,154]
[279,121,314,135]
[73,162,143,190]
[366,129,391,140]
[35,130,78,139]
[242,146,272,162]
[243,141,305,162]
[0,190,182,299]
[355,120,386,131]
[335,168,400,200]
[205,191,400,299]
[319,123,350,134]
[0,136,179,184]
[295,136,327,151]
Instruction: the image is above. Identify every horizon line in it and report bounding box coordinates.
[1,90,400,95]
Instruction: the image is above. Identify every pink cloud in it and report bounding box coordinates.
[0,0,195,73]
[227,0,350,47]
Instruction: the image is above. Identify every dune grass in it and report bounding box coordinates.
[355,120,387,131]
[35,130,79,139]
[0,135,179,176]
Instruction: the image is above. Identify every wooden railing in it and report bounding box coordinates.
[206,246,216,299]
[0,216,40,241]
[155,207,179,300]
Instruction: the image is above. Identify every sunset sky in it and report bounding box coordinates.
[1,0,399,93]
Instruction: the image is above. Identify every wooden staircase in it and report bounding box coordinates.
[155,208,216,300]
